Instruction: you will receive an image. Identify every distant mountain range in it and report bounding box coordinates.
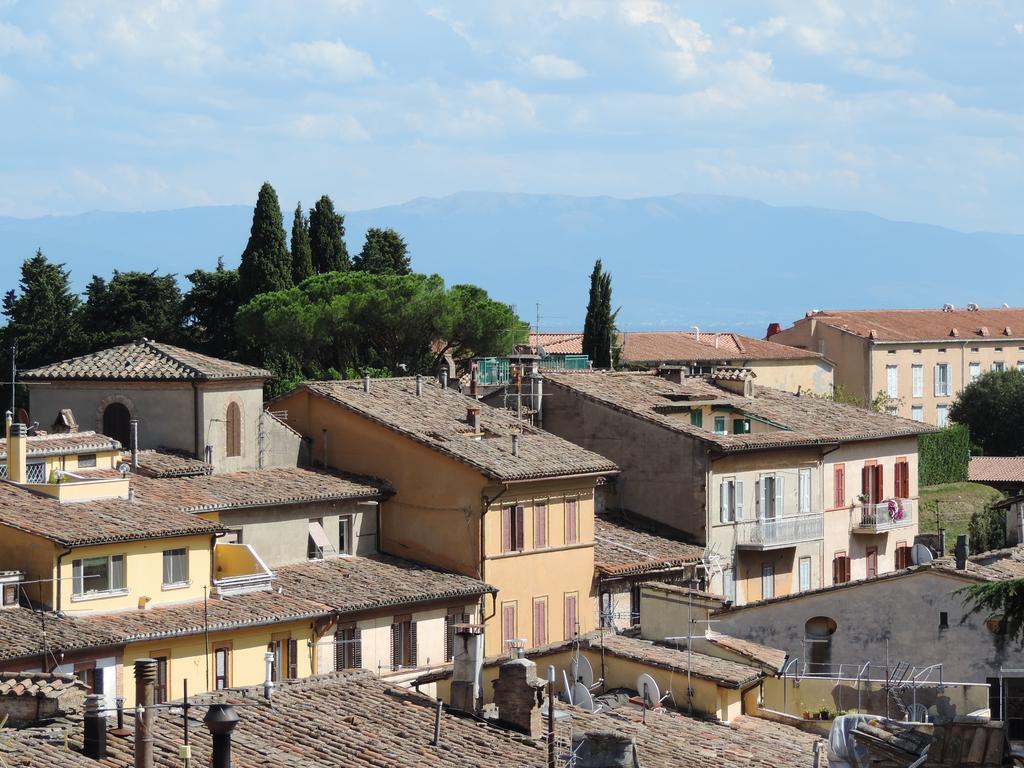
[1,192,1021,337]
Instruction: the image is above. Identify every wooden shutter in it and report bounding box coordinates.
[754,479,762,517]
[533,600,547,646]
[501,507,512,552]
[866,548,878,578]
[535,504,547,548]
[773,475,784,517]
[515,506,525,551]
[719,481,728,523]
[566,499,578,544]
[287,639,298,678]
[735,481,744,520]
[444,615,453,661]
[564,594,577,640]
[861,466,871,499]
[874,465,884,503]
[390,624,400,670]
[834,465,845,507]
[502,604,516,644]
[409,621,418,667]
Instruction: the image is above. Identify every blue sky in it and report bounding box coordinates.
[0,1,1022,232]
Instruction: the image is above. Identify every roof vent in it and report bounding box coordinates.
[942,304,955,312]
[868,330,878,340]
[415,374,423,397]
[978,326,989,337]
[466,405,481,433]
[967,303,980,311]
[363,374,370,393]
[949,328,959,337]
[1004,327,1012,336]
[511,434,520,457]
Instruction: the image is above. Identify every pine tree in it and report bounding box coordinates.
[290,202,313,284]
[308,195,350,273]
[238,182,292,302]
[353,227,411,275]
[1,250,82,369]
[581,259,617,369]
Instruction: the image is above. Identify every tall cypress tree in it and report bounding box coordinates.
[308,195,350,273]
[581,259,616,369]
[238,182,292,302]
[290,202,313,284]
[2,249,82,368]
[353,227,411,275]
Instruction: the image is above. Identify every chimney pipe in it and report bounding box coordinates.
[204,703,240,768]
[263,651,275,700]
[466,405,481,433]
[363,374,371,393]
[938,527,946,556]
[440,369,448,389]
[130,419,139,470]
[4,410,11,440]
[8,423,27,483]
[470,367,478,398]
[133,658,157,768]
[512,434,520,457]
[205,444,213,465]
[416,374,423,397]
[955,534,969,570]
[83,693,107,760]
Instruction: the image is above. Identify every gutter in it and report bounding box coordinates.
[54,545,73,614]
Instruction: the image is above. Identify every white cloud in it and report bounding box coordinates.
[425,7,482,50]
[284,40,377,81]
[619,0,711,79]
[1015,23,1024,34]
[0,22,47,56]
[286,113,371,141]
[526,53,585,80]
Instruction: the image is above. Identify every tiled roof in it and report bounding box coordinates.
[526,331,584,355]
[702,634,788,672]
[594,512,703,576]
[133,467,387,513]
[0,480,220,547]
[272,555,494,612]
[8,670,827,768]
[293,378,618,481]
[21,340,271,381]
[130,449,212,478]
[0,671,86,700]
[968,456,1024,484]
[792,307,1024,343]
[0,431,121,459]
[620,331,825,364]
[585,633,763,688]
[965,546,1024,580]
[544,371,933,453]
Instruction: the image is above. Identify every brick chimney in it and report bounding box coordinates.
[7,423,27,483]
[450,624,484,714]
[572,730,641,768]
[765,322,782,339]
[492,657,546,737]
[466,404,481,433]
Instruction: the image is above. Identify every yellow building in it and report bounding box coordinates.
[542,370,934,606]
[272,377,618,656]
[769,306,1024,426]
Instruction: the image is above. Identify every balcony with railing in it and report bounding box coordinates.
[735,513,824,550]
[852,499,914,534]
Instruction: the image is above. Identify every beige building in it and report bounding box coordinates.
[769,306,1024,426]
[21,339,301,471]
[273,376,618,656]
[543,370,933,606]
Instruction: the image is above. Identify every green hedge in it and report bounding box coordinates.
[918,424,970,486]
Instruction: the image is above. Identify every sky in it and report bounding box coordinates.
[0,1,1022,232]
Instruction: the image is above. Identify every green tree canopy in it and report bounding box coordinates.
[950,369,1024,455]
[353,227,411,275]
[236,272,523,387]
[2,250,82,370]
[238,182,292,302]
[581,259,618,368]
[290,202,313,284]
[79,270,184,348]
[308,195,349,273]
[961,579,1024,645]
[183,258,241,359]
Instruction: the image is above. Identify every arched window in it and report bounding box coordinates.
[101,403,131,447]
[225,402,241,458]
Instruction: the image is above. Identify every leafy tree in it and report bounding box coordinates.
[183,258,241,358]
[290,202,313,284]
[353,227,411,275]
[807,386,903,415]
[308,195,349,273]
[961,580,1024,644]
[438,284,527,367]
[1,250,82,370]
[968,505,1006,554]
[581,259,618,368]
[79,270,185,348]
[950,370,1024,455]
[238,182,292,302]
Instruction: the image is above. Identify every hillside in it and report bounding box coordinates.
[2,192,1021,336]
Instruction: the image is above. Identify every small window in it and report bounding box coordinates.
[911,405,924,421]
[936,405,949,428]
[153,655,169,704]
[162,548,189,586]
[832,551,851,584]
[833,464,845,508]
[866,547,878,578]
[26,462,46,483]
[564,499,578,545]
[501,603,517,648]
[799,557,812,592]
[887,349,897,355]
[970,347,980,353]
[912,349,922,354]
[72,555,126,597]
[939,611,949,630]
[798,468,812,514]
[77,453,97,468]
[564,593,578,640]
[338,516,353,555]
[993,361,1006,373]
[502,506,525,552]
[895,542,911,569]
[534,503,547,549]
[532,598,548,646]
[690,409,703,428]
[214,646,230,689]
[308,518,329,559]
[225,402,242,458]
[336,626,362,669]
[762,563,775,600]
[733,418,750,434]
[713,416,727,435]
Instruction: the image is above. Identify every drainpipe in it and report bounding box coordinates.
[55,545,73,613]
[192,382,202,460]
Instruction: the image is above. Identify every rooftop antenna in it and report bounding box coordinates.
[9,340,15,416]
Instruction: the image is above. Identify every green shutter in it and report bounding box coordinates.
[733,418,750,434]
[690,410,703,427]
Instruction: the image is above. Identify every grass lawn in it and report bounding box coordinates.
[918,482,1005,549]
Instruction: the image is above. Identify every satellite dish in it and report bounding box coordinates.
[906,703,929,723]
[572,683,596,712]
[637,673,660,708]
[575,655,595,689]
[911,543,934,566]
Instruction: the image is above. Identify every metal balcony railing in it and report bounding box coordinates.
[736,513,824,549]
[853,499,914,533]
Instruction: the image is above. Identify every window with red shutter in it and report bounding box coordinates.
[833,551,850,584]
[895,461,909,498]
[502,603,516,646]
[534,504,547,548]
[895,542,910,569]
[515,506,525,551]
[565,499,578,544]
[564,594,578,639]
[501,507,512,552]
[874,465,884,503]
[866,547,878,578]
[834,465,845,508]
[533,599,547,646]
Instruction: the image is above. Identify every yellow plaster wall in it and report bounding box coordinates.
[59,534,212,613]
[0,525,56,606]
[746,359,834,396]
[120,619,317,707]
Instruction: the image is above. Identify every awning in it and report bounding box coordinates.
[308,521,331,550]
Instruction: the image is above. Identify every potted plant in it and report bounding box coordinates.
[802,710,813,720]
[819,707,831,721]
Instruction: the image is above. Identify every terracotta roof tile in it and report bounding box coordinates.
[526,332,584,354]
[273,555,493,612]
[620,331,825,364]
[21,340,270,381]
[794,307,1024,343]
[129,449,213,478]
[969,456,1024,484]
[594,512,703,576]
[0,671,86,700]
[545,371,933,452]
[702,634,788,672]
[292,378,618,481]
[0,431,122,459]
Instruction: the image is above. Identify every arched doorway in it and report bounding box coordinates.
[101,402,131,447]
[805,616,837,675]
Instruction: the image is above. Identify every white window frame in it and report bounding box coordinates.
[718,478,744,523]
[798,468,811,514]
[799,557,812,592]
[886,365,898,399]
[161,548,189,589]
[911,405,924,422]
[911,364,923,398]
[339,515,353,556]
[993,361,1006,373]
[756,474,783,520]
[934,363,951,397]
[713,415,727,435]
[762,563,775,600]
[936,405,949,428]
[969,362,981,383]
[72,554,126,599]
